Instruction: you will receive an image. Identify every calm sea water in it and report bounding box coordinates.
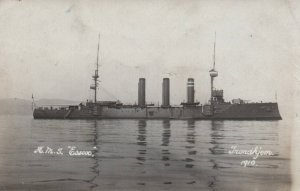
[0,115,292,191]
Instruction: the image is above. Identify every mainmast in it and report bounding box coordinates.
[91,34,100,103]
[213,32,216,70]
[209,32,218,115]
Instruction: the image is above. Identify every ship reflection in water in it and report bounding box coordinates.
[136,120,147,165]
[0,116,291,191]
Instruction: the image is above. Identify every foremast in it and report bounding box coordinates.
[90,34,100,103]
[209,32,218,115]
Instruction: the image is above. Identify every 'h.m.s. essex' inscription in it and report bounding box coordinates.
[33,146,96,157]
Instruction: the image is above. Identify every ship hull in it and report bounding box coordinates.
[33,102,282,120]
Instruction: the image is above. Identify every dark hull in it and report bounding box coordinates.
[33,102,282,120]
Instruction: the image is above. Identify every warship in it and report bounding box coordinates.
[33,35,282,120]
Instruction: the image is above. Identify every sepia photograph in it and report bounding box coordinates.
[0,0,299,190]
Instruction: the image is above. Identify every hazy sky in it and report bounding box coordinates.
[0,0,299,113]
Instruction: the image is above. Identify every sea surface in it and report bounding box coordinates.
[0,115,293,191]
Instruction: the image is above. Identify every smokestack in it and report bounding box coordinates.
[162,78,170,107]
[138,78,146,107]
[187,78,195,103]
